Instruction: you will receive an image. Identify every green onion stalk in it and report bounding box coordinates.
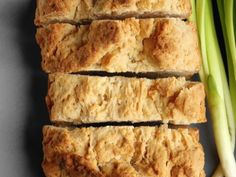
[189,0,236,177]
[212,0,236,176]
[224,0,236,79]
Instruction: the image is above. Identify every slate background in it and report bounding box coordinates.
[0,1,220,176]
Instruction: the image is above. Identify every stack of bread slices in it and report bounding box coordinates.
[35,1,207,176]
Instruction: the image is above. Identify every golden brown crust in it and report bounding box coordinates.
[42,125,205,177]
[35,0,191,25]
[46,73,206,125]
[36,18,201,75]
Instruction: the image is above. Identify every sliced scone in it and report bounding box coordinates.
[46,73,206,125]
[36,18,201,76]
[35,0,191,26]
[42,125,205,177]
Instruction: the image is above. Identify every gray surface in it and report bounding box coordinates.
[0,1,218,177]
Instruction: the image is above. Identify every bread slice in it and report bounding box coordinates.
[36,18,201,76]
[42,125,205,177]
[46,73,206,125]
[35,0,191,26]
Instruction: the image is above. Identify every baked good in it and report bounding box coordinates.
[36,18,201,75]
[35,0,191,26]
[42,125,205,177]
[46,73,206,125]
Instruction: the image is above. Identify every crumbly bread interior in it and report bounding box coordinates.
[35,0,191,25]
[43,125,205,177]
[36,18,201,75]
[46,73,206,125]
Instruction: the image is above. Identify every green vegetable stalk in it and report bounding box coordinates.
[190,0,236,176]
[224,0,236,79]
[212,1,236,176]
[207,76,236,177]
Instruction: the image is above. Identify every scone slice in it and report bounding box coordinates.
[42,125,205,177]
[36,18,201,76]
[46,73,206,125]
[35,0,191,26]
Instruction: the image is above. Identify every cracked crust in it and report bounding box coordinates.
[42,125,205,177]
[35,0,191,26]
[46,73,206,125]
[36,18,201,75]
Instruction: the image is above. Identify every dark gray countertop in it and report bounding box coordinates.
[0,1,218,176]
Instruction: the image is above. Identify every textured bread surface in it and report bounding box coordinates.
[36,18,201,75]
[42,125,205,177]
[46,73,206,125]
[35,0,191,25]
